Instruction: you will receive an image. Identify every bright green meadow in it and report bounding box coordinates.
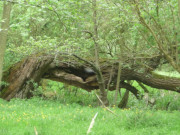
[0,81,180,135]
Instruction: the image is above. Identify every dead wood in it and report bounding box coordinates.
[0,54,180,100]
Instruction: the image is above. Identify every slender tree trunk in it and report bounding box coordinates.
[118,90,129,108]
[92,0,108,106]
[156,0,159,17]
[178,0,180,21]
[177,0,180,65]
[114,25,125,104]
[0,2,12,85]
[114,61,122,104]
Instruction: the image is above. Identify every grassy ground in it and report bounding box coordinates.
[0,76,180,135]
[0,86,180,135]
[0,97,180,135]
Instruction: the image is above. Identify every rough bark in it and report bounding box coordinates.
[0,55,53,100]
[0,54,180,100]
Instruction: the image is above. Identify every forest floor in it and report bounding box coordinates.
[0,87,180,135]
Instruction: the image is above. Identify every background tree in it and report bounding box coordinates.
[0,1,12,84]
[179,0,180,18]
[132,0,180,73]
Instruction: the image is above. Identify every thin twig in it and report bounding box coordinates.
[87,112,98,134]
[34,127,38,135]
[95,93,118,117]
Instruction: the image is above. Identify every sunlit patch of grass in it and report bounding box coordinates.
[0,97,180,135]
[155,71,180,78]
[1,76,179,134]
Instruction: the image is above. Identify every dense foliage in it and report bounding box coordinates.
[2,0,179,70]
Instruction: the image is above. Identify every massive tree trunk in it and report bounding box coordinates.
[0,55,53,100]
[0,54,180,100]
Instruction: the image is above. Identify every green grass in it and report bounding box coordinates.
[0,78,180,135]
[0,97,180,135]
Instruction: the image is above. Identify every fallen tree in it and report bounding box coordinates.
[0,54,180,101]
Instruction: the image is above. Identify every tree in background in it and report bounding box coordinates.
[0,1,12,84]
[132,0,180,73]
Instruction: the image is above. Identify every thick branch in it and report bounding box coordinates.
[1,54,180,100]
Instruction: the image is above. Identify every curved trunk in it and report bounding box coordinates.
[0,54,180,100]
